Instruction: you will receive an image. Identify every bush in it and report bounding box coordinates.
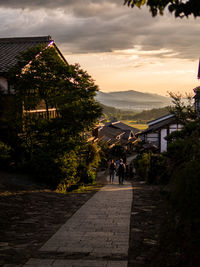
[56,151,79,190]
[98,141,110,169]
[170,160,200,224]
[148,154,169,184]
[158,159,200,267]
[29,148,79,189]
[156,120,200,266]
[0,141,12,168]
[134,153,150,180]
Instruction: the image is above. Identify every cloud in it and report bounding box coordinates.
[0,0,199,61]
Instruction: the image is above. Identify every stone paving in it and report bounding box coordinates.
[24,181,132,267]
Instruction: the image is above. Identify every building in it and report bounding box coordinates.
[0,36,68,133]
[0,36,68,120]
[98,119,139,150]
[137,114,183,153]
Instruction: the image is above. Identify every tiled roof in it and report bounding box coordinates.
[110,121,139,134]
[121,130,132,139]
[99,126,124,140]
[0,36,52,73]
[137,115,176,135]
[147,114,174,126]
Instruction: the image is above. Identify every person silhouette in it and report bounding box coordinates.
[118,159,125,185]
[109,159,116,184]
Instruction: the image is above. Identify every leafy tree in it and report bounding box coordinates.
[5,44,102,188]
[133,106,169,121]
[141,92,200,266]
[124,0,200,18]
[168,91,197,124]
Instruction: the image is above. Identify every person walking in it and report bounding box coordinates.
[118,159,125,185]
[109,159,116,184]
[115,159,120,168]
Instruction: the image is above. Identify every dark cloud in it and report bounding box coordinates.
[0,0,122,12]
[0,0,199,60]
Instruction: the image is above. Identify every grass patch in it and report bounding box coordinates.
[56,182,103,194]
[70,183,102,193]
[121,120,148,130]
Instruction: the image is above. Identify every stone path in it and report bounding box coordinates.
[24,181,132,267]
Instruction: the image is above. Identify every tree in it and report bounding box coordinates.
[10,44,102,135]
[168,91,197,124]
[6,44,102,188]
[124,0,200,18]
[140,91,200,266]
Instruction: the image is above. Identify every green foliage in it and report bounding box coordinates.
[168,92,197,125]
[56,151,79,192]
[0,141,12,168]
[171,160,200,220]
[101,104,137,121]
[10,45,102,134]
[134,151,168,184]
[102,103,169,122]
[160,144,200,266]
[78,143,100,184]
[98,140,112,168]
[134,152,150,180]
[134,91,200,265]
[124,0,200,18]
[148,153,169,184]
[146,118,200,264]
[133,106,169,121]
[1,44,102,191]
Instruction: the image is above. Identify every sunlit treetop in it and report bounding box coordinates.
[124,0,200,18]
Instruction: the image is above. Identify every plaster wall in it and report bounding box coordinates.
[160,128,167,152]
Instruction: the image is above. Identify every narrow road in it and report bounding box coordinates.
[24,181,132,267]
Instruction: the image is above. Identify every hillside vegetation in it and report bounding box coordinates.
[133,106,170,121]
[102,104,170,122]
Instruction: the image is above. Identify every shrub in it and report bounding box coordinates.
[134,153,150,180]
[148,153,169,184]
[0,141,12,168]
[29,148,79,189]
[98,140,112,169]
[170,160,200,224]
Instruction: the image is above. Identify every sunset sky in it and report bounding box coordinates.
[0,0,200,96]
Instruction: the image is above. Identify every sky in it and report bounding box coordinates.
[0,0,200,96]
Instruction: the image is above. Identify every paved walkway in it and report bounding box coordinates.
[24,181,132,267]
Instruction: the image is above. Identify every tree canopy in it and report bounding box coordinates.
[4,44,102,189]
[10,44,102,134]
[124,0,200,18]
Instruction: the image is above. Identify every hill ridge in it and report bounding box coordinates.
[96,90,171,111]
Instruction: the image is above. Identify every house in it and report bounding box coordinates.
[0,36,69,134]
[98,119,139,150]
[137,114,183,153]
[0,36,68,122]
[107,119,139,134]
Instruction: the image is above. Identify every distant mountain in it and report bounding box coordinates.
[95,90,171,111]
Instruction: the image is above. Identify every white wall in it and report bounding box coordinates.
[169,123,183,134]
[160,128,168,152]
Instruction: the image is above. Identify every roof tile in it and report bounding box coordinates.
[0,36,52,73]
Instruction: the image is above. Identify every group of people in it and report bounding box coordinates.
[108,158,134,185]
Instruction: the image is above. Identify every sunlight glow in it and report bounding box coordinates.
[66,50,199,96]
